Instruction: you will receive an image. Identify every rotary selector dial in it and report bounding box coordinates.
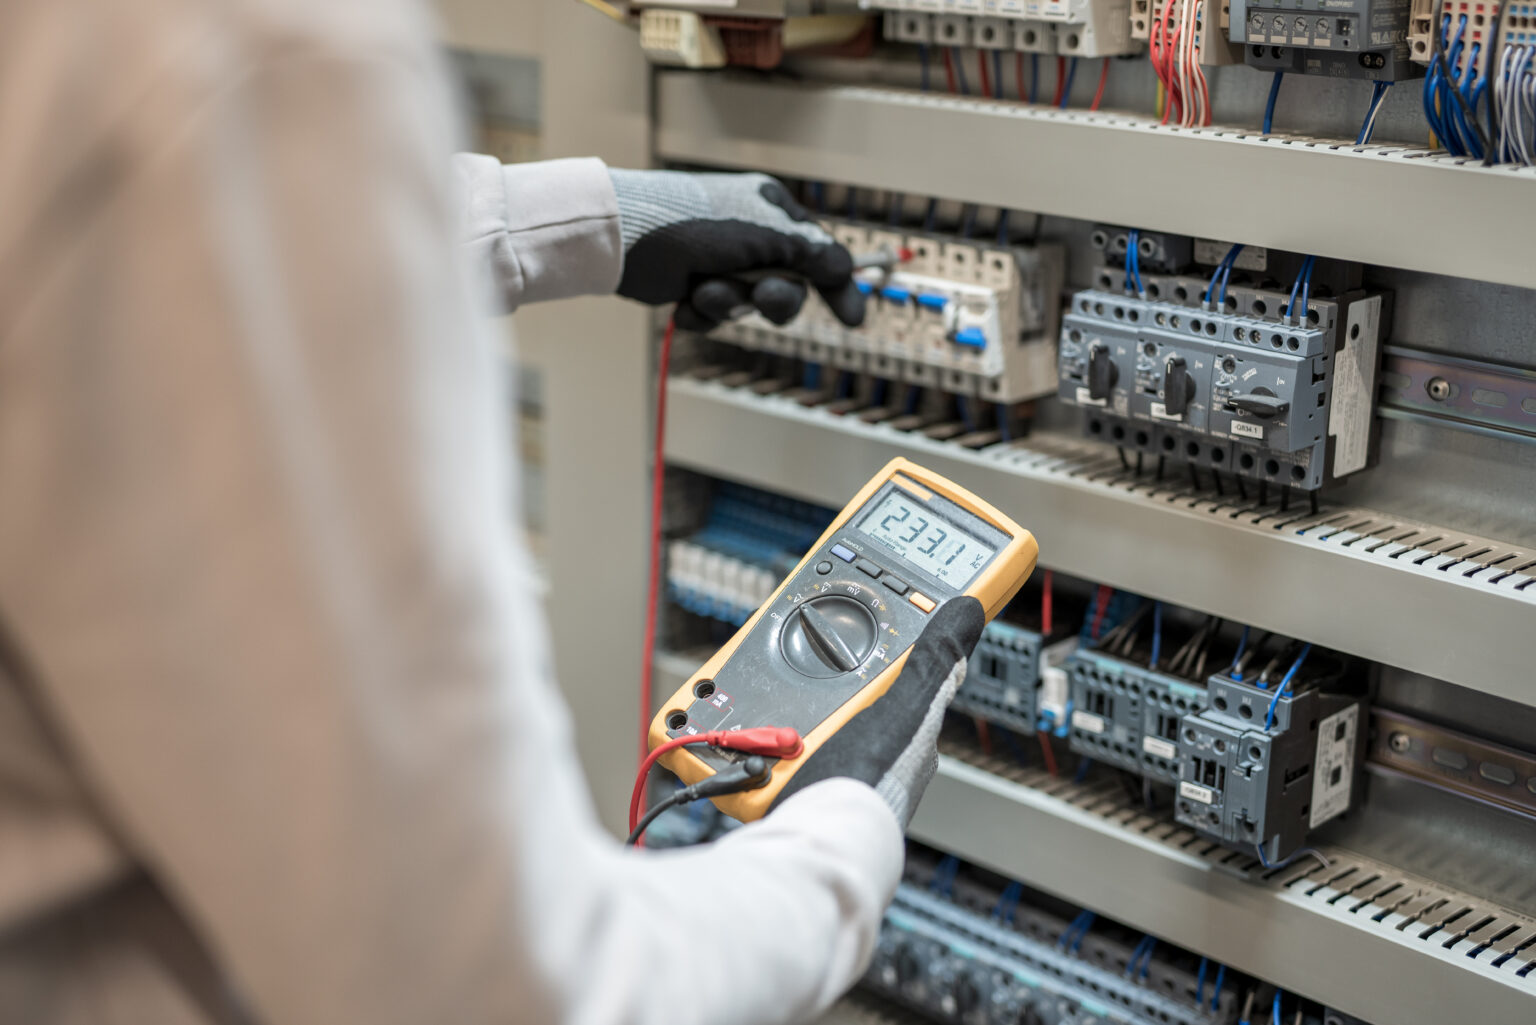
[779,595,878,678]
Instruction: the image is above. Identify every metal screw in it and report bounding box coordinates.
[1426,376,1452,401]
[1389,732,1411,754]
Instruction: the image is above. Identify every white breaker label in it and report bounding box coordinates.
[1075,386,1107,407]
[1072,710,1107,735]
[1179,781,1215,804]
[1143,736,1178,760]
[1230,420,1264,440]
[1311,704,1360,828]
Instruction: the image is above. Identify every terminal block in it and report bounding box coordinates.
[1066,649,1212,784]
[1231,0,1420,80]
[1175,674,1367,862]
[1409,0,1503,75]
[870,1,1141,58]
[868,879,1238,1025]
[714,216,1065,403]
[1057,263,1390,491]
[1130,0,1245,64]
[953,621,1046,733]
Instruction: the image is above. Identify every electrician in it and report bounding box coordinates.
[0,3,985,1023]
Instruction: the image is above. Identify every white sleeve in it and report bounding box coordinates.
[454,152,624,310]
[0,4,901,1025]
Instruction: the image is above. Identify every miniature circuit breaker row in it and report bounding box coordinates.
[867,0,1140,57]
[712,216,1066,403]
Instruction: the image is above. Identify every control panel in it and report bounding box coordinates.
[1231,0,1419,79]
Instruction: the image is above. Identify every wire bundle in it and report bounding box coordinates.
[1357,80,1393,145]
[1285,255,1316,324]
[1203,243,1244,309]
[1423,13,1495,157]
[1495,36,1536,163]
[1151,0,1213,127]
[1124,229,1146,296]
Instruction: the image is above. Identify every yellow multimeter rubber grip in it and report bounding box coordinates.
[648,458,1038,822]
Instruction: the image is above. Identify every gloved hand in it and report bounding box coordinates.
[607,169,867,332]
[770,597,985,827]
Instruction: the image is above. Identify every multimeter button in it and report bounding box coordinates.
[815,560,833,575]
[909,592,937,613]
[881,575,909,595]
[830,543,856,563]
[855,559,881,579]
[780,596,878,678]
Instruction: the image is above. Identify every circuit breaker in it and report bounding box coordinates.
[1230,0,1419,79]
[869,2,1140,58]
[1066,649,1212,785]
[714,216,1065,403]
[1056,249,1390,491]
[1175,674,1368,862]
[953,621,1047,734]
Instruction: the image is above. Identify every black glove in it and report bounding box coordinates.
[607,169,867,332]
[770,597,986,827]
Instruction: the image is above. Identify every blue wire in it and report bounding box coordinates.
[1140,938,1156,980]
[997,403,1012,441]
[1060,57,1078,109]
[1218,244,1245,305]
[918,44,931,93]
[1210,964,1227,1011]
[872,377,889,407]
[1070,912,1095,952]
[1125,229,1143,295]
[1286,257,1312,323]
[1059,911,1089,947]
[1124,936,1151,976]
[1272,990,1282,1025]
[1264,642,1311,730]
[1229,625,1250,679]
[1298,256,1316,324]
[1074,756,1093,782]
[960,205,978,239]
[904,386,924,416]
[803,362,821,391]
[1150,602,1164,669]
[810,182,827,214]
[1263,71,1284,134]
[996,209,1011,245]
[1196,957,1209,1004]
[953,47,971,95]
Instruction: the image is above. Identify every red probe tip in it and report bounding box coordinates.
[716,726,804,759]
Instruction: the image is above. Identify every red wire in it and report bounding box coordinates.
[974,717,994,756]
[1015,52,1026,102]
[1041,569,1054,636]
[638,315,675,767]
[977,48,992,99]
[1053,57,1066,106]
[630,734,706,833]
[1089,59,1110,111]
[1037,731,1059,776]
[1090,584,1112,640]
[942,47,959,94]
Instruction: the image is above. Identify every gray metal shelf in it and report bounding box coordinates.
[652,652,1536,1023]
[909,750,1536,1025]
[662,376,1536,707]
[654,73,1536,292]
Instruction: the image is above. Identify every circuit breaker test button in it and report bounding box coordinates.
[830,543,857,562]
[909,592,937,613]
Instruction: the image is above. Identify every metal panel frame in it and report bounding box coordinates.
[654,74,1536,292]
[662,378,1536,707]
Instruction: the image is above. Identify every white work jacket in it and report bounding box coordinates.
[0,1,903,1022]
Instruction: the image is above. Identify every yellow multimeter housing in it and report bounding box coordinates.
[648,457,1038,821]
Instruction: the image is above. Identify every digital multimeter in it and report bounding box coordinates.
[648,457,1038,821]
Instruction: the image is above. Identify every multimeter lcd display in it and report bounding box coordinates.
[856,492,997,588]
